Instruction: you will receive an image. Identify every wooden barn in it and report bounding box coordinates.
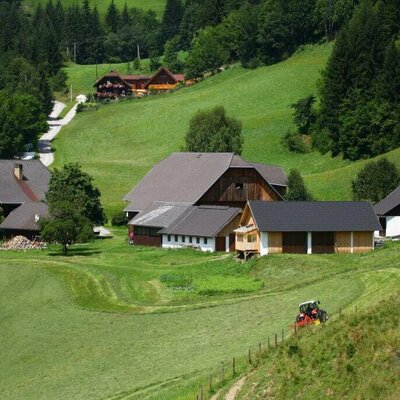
[235,201,381,257]
[94,67,185,99]
[123,152,287,250]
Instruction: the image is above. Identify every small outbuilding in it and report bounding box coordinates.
[373,186,400,237]
[235,201,381,257]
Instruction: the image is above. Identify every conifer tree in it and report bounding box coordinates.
[160,0,183,49]
[286,169,313,201]
[105,0,120,33]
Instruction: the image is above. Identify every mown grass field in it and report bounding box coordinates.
[24,0,166,16]
[54,43,353,216]
[1,228,400,400]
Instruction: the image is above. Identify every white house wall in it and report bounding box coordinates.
[386,216,400,237]
[162,234,215,252]
[260,232,268,256]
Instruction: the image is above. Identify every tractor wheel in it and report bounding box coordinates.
[319,310,328,323]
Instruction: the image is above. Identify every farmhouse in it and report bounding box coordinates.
[235,201,381,257]
[0,160,50,240]
[373,186,400,237]
[94,67,185,99]
[124,152,287,251]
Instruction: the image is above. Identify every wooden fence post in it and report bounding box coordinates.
[209,375,212,392]
[232,357,236,376]
[200,385,203,400]
[221,364,224,382]
[275,334,278,347]
[248,348,252,365]
[282,328,284,342]
[339,307,342,317]
[268,336,270,350]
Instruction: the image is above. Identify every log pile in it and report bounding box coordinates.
[1,236,45,250]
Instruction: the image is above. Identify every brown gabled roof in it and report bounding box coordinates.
[144,67,181,88]
[373,186,400,216]
[94,70,131,88]
[0,201,49,231]
[0,160,50,204]
[123,153,286,212]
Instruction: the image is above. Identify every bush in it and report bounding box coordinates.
[111,211,128,226]
[352,158,400,203]
[282,130,309,153]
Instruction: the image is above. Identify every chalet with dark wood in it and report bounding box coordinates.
[374,186,400,237]
[123,152,287,251]
[94,67,185,99]
[235,201,381,258]
[0,160,50,240]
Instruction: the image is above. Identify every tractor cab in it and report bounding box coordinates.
[296,300,328,327]
[299,300,320,316]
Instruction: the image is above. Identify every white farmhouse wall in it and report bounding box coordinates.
[386,216,400,237]
[162,234,215,252]
[260,232,268,256]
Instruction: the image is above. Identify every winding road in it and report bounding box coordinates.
[38,95,86,167]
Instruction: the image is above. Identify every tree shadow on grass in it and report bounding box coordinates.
[47,246,101,257]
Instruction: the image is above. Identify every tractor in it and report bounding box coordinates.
[295,300,328,327]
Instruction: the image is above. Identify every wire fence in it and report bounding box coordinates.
[193,305,359,400]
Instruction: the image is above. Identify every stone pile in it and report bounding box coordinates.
[2,236,45,250]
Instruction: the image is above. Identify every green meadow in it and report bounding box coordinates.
[1,228,400,400]
[25,0,166,17]
[54,43,351,216]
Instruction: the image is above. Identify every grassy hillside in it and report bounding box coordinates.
[235,293,400,400]
[54,43,353,216]
[24,0,166,16]
[1,228,400,399]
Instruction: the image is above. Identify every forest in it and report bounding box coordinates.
[0,0,399,161]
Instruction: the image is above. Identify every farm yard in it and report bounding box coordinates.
[1,228,400,399]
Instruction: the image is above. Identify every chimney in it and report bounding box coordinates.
[35,214,40,223]
[14,163,23,181]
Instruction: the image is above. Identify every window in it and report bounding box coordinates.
[167,235,171,242]
[196,237,200,244]
[247,234,256,243]
[204,237,208,245]
[134,226,160,237]
[182,236,186,243]
[237,234,243,242]
[235,182,243,191]
[175,235,178,242]
[189,236,193,243]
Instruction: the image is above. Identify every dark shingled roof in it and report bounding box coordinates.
[160,205,242,237]
[129,202,191,228]
[123,153,286,212]
[248,201,381,232]
[373,186,400,216]
[0,202,48,231]
[0,160,50,204]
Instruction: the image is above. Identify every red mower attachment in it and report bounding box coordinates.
[295,300,328,328]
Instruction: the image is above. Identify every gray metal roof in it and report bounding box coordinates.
[0,202,49,231]
[248,201,381,232]
[160,205,242,237]
[123,152,287,212]
[0,160,50,204]
[129,202,191,228]
[250,162,287,187]
[373,186,400,216]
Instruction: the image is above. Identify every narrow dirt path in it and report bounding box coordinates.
[38,96,86,167]
[210,376,247,400]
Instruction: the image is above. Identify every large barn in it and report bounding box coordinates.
[123,152,287,251]
[235,201,381,257]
